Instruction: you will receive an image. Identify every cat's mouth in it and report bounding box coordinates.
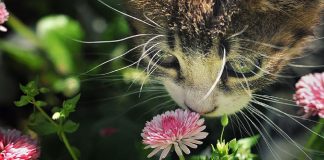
[184,102,218,115]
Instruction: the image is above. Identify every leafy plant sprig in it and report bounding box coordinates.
[15,81,80,160]
[190,115,259,160]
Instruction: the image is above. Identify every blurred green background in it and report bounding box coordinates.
[0,0,165,159]
[0,0,324,160]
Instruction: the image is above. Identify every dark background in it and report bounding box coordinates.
[0,0,323,159]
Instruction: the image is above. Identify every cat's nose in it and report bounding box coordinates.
[184,102,217,115]
[185,103,197,113]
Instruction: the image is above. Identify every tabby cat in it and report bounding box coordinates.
[122,0,323,117]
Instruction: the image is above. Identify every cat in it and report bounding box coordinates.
[122,0,324,117]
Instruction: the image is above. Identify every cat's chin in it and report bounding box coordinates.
[163,80,252,117]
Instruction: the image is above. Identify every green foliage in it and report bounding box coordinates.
[63,120,79,133]
[190,116,259,160]
[0,40,45,70]
[37,15,84,74]
[28,112,58,136]
[20,81,40,97]
[61,94,80,118]
[15,80,80,160]
[14,95,33,107]
[2,14,83,97]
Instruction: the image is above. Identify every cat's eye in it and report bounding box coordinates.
[149,51,179,69]
[226,58,261,78]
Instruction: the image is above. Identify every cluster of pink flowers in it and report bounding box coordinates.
[141,109,208,160]
[0,2,9,32]
[294,72,324,118]
[0,129,40,160]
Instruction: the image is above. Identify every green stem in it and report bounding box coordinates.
[305,118,324,148]
[178,155,185,160]
[33,103,78,160]
[7,15,40,47]
[60,132,78,160]
[220,126,225,141]
[34,105,58,128]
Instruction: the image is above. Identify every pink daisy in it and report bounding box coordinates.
[294,72,324,118]
[0,2,9,32]
[141,109,208,160]
[0,129,40,160]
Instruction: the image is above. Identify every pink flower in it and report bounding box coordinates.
[0,2,9,32]
[0,129,40,160]
[141,109,208,160]
[294,72,324,118]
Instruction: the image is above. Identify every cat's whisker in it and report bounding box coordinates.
[246,106,294,159]
[232,46,313,61]
[143,13,163,28]
[251,100,324,141]
[239,109,281,160]
[253,96,298,107]
[81,43,147,75]
[235,111,255,137]
[252,96,324,124]
[107,93,171,122]
[138,35,165,68]
[137,100,175,120]
[82,89,165,104]
[237,55,296,78]
[81,48,162,79]
[81,75,124,82]
[232,114,246,137]
[233,62,253,96]
[250,104,324,158]
[203,47,227,100]
[310,36,324,42]
[288,63,324,68]
[91,42,161,76]
[138,57,162,97]
[246,105,307,159]
[97,0,156,28]
[226,25,249,40]
[232,38,288,50]
[252,94,295,103]
[72,34,158,44]
[146,50,162,74]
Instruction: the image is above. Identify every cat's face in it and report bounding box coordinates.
[126,0,323,116]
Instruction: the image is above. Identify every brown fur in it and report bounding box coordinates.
[124,0,323,93]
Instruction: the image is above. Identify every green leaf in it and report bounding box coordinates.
[63,120,79,133]
[39,87,50,93]
[35,101,47,107]
[28,112,58,135]
[36,15,84,75]
[14,95,33,107]
[237,135,260,149]
[7,15,40,46]
[20,81,39,97]
[0,40,45,70]
[229,139,238,151]
[221,114,229,127]
[61,94,80,118]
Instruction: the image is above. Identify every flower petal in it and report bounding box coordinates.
[160,145,172,160]
[179,141,191,154]
[174,143,183,157]
[147,147,161,158]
